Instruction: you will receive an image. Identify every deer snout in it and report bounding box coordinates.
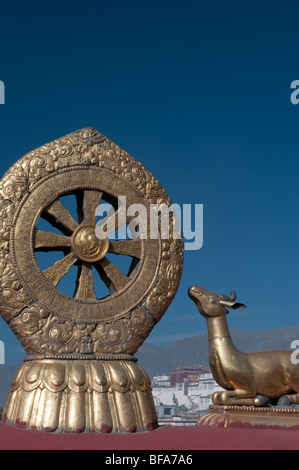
[188,285,202,303]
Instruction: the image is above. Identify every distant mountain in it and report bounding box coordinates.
[0,325,299,407]
[137,325,299,379]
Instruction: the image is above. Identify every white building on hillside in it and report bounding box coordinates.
[152,369,224,420]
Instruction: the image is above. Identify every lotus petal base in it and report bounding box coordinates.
[2,357,158,433]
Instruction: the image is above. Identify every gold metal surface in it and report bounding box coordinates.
[71,225,109,263]
[0,128,184,433]
[197,405,299,429]
[2,358,157,433]
[188,285,299,407]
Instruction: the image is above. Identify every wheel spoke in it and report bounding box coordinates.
[108,240,142,259]
[82,190,103,226]
[74,263,97,300]
[42,199,79,235]
[95,258,130,293]
[43,252,77,287]
[34,229,71,251]
[128,257,140,278]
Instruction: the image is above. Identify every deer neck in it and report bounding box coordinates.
[206,314,233,344]
[205,314,241,390]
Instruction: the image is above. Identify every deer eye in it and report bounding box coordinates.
[210,297,217,304]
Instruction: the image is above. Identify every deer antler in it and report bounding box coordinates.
[220,291,236,302]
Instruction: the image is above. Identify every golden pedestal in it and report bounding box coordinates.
[2,356,158,433]
[197,405,299,430]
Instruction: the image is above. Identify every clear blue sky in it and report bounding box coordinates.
[0,0,298,365]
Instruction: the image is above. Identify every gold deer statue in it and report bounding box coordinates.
[188,285,299,407]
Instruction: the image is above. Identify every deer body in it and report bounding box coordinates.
[189,285,299,406]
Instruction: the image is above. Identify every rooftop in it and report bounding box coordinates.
[1,421,299,450]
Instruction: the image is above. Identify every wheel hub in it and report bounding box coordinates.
[71,225,109,263]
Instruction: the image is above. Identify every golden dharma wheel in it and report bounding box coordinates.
[0,128,183,433]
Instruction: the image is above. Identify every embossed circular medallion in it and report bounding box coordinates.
[71,225,109,263]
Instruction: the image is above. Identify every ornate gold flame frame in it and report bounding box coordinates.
[0,128,184,433]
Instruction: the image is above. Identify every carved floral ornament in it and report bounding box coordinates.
[0,128,184,357]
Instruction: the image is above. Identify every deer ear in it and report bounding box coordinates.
[231,302,246,311]
[219,300,246,310]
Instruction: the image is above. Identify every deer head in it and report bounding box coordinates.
[188,285,246,317]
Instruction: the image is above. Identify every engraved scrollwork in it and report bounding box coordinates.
[145,235,184,321]
[92,307,155,355]
[10,305,47,354]
[10,305,83,355]
[0,264,30,322]
[93,323,125,354]
[125,308,156,353]
[43,317,79,354]
[96,139,165,199]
